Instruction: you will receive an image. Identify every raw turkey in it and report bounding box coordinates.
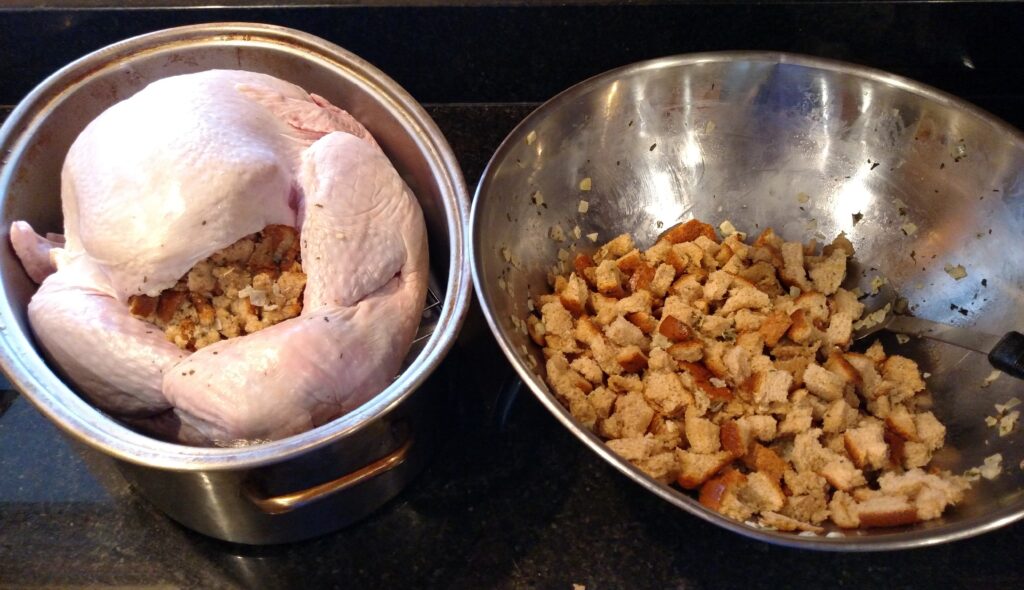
[9,69,429,445]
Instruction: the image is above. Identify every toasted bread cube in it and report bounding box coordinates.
[753,227,784,250]
[671,274,705,302]
[844,422,889,470]
[616,346,649,373]
[856,496,919,528]
[804,363,846,401]
[736,330,766,357]
[831,287,865,319]
[738,415,778,443]
[600,391,655,439]
[647,347,676,373]
[864,340,887,364]
[715,243,734,267]
[721,286,771,314]
[828,491,861,528]
[650,263,676,297]
[541,301,579,353]
[574,315,602,345]
[628,262,656,293]
[824,232,855,257]
[571,356,604,384]
[668,341,704,363]
[774,355,811,388]
[822,399,860,434]
[677,241,709,270]
[685,408,722,453]
[545,354,593,396]
[759,309,793,347]
[695,235,723,260]
[884,404,918,440]
[723,345,752,385]
[914,411,946,451]
[778,403,814,436]
[739,471,786,513]
[605,315,647,348]
[826,312,854,348]
[699,314,734,339]
[749,370,793,409]
[780,241,812,290]
[825,351,861,386]
[819,457,867,491]
[589,292,619,326]
[784,469,827,496]
[678,450,734,489]
[698,468,751,520]
[559,273,590,316]
[606,436,681,484]
[573,251,596,278]
[642,372,693,417]
[789,428,827,470]
[738,261,784,297]
[703,270,733,302]
[808,249,847,295]
[662,219,718,244]
[595,259,626,298]
[720,419,751,458]
[595,233,635,262]
[734,309,766,333]
[794,291,829,325]
[545,355,597,429]
[787,309,817,344]
[701,341,730,380]
[662,296,699,326]
[658,314,693,342]
[844,352,883,399]
[643,240,672,265]
[883,355,926,402]
[608,374,643,394]
[587,386,616,419]
[720,253,746,275]
[665,244,692,273]
[901,441,931,469]
[626,311,658,334]
[877,468,969,520]
[743,443,789,482]
[616,290,653,316]
[615,249,644,274]
[541,300,574,335]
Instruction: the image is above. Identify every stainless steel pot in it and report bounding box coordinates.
[471,52,1024,550]
[0,23,471,544]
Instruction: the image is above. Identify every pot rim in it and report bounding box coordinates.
[0,22,471,470]
[470,50,1024,551]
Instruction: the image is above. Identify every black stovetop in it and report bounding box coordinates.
[2,3,1023,588]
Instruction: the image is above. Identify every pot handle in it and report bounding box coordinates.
[244,434,413,515]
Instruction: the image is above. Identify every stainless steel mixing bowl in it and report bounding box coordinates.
[471,52,1024,550]
[0,23,470,544]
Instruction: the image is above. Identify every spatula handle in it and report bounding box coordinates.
[988,331,1024,379]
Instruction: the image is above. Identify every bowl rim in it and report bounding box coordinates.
[0,22,472,470]
[469,50,1024,551]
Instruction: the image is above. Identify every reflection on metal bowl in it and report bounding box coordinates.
[471,52,1024,550]
[0,23,470,544]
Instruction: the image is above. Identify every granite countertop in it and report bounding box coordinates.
[2,3,1024,588]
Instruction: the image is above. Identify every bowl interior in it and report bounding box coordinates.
[0,23,467,466]
[473,53,1024,549]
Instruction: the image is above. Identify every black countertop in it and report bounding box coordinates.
[2,3,1024,588]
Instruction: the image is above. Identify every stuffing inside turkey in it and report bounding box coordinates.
[9,69,429,446]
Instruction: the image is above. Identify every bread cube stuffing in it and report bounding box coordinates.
[526,219,967,533]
